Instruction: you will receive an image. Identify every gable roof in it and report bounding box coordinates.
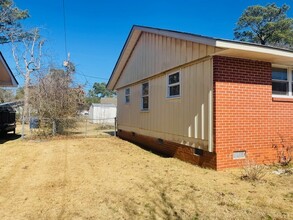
[107,25,293,90]
[0,52,18,87]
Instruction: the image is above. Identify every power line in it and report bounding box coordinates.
[75,73,108,80]
[62,0,68,58]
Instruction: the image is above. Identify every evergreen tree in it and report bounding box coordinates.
[0,0,29,44]
[234,4,293,48]
[86,82,116,105]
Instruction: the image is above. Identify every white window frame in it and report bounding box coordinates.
[272,65,293,98]
[141,82,149,111]
[125,88,130,103]
[167,71,181,98]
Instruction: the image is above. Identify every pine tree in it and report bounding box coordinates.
[234,4,293,49]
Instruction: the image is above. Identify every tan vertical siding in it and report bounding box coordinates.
[116,32,222,89]
[117,59,213,150]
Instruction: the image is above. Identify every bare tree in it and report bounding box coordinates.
[9,28,44,137]
[30,64,85,135]
[0,88,14,103]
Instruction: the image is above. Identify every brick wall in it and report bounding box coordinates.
[118,130,217,169]
[213,56,293,169]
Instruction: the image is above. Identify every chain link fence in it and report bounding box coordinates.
[17,116,117,139]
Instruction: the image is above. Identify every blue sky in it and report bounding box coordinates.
[1,0,293,91]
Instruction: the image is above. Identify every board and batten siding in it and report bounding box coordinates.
[115,32,222,89]
[117,59,213,151]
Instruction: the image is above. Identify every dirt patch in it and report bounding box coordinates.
[0,137,292,219]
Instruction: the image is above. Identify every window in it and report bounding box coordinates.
[141,82,149,110]
[272,67,293,96]
[167,72,180,97]
[125,88,130,103]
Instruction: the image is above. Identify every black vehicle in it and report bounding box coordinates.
[0,104,16,135]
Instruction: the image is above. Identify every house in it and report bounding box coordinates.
[107,25,293,170]
[0,52,18,134]
[88,103,116,125]
[0,52,18,87]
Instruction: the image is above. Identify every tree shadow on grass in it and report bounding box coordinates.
[0,133,21,144]
[106,175,196,219]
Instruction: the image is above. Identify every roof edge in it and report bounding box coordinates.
[133,25,293,53]
[0,52,18,87]
[107,25,293,90]
[107,25,139,90]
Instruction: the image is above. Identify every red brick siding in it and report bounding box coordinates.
[213,56,293,169]
[118,130,217,169]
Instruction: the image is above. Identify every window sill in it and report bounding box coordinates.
[166,95,181,100]
[272,97,293,103]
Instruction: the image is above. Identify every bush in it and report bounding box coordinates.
[272,135,293,166]
[240,159,267,181]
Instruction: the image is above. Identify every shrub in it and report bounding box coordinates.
[272,135,293,166]
[240,159,267,181]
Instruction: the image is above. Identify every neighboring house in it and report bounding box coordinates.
[0,52,18,87]
[88,103,116,125]
[107,25,293,170]
[0,52,18,134]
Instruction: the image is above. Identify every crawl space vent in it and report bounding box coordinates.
[194,148,203,156]
[233,151,246,160]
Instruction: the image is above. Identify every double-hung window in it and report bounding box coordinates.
[125,88,130,103]
[167,72,180,97]
[272,67,293,96]
[141,82,149,111]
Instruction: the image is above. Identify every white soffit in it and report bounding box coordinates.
[214,48,293,66]
[0,53,18,87]
[215,41,293,66]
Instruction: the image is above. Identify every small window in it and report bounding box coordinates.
[141,82,149,110]
[125,88,130,103]
[272,67,289,95]
[167,72,180,97]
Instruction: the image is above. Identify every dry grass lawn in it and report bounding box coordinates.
[0,135,292,219]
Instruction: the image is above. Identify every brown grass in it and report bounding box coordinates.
[0,136,292,219]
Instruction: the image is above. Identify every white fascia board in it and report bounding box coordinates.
[216,40,293,58]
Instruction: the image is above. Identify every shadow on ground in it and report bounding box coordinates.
[124,140,171,158]
[0,133,21,144]
[137,144,171,158]
[104,131,116,136]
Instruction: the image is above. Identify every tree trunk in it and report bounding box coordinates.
[23,73,30,123]
[21,73,30,138]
